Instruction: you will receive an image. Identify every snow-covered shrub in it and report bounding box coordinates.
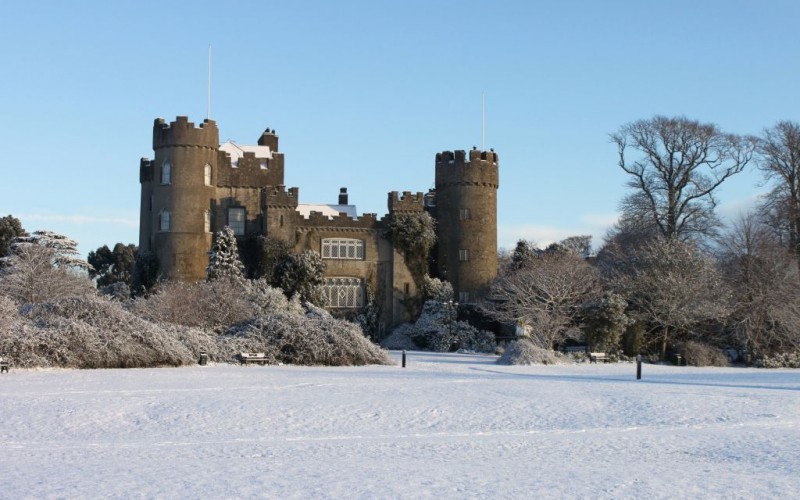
[419,275,453,303]
[380,323,419,350]
[221,314,392,366]
[381,300,496,353]
[246,278,304,316]
[131,279,257,329]
[0,294,21,334]
[98,281,130,300]
[497,338,566,365]
[133,278,300,329]
[757,352,800,368]
[678,341,729,367]
[1,295,218,368]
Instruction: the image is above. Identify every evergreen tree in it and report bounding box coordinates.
[0,215,26,258]
[207,226,245,281]
[274,250,326,305]
[88,243,137,287]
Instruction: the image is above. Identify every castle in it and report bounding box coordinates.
[139,116,498,329]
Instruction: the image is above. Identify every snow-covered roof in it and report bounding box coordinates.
[297,204,359,219]
[219,141,272,167]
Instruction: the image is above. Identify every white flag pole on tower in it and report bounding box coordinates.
[481,92,485,151]
[207,44,212,120]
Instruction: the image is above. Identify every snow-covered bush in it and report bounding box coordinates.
[757,352,800,368]
[131,278,301,329]
[678,341,729,367]
[380,323,419,350]
[497,338,566,365]
[131,279,256,329]
[221,314,392,366]
[381,300,496,353]
[419,275,453,303]
[0,295,218,368]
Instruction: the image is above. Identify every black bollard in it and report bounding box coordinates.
[636,354,642,380]
[402,350,406,368]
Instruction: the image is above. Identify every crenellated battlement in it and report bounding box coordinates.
[153,116,219,150]
[262,185,299,208]
[299,210,379,230]
[216,149,285,188]
[387,191,425,214]
[435,148,499,166]
[435,147,499,189]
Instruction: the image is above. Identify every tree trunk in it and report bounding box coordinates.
[661,327,669,359]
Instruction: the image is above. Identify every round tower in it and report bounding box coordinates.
[144,116,219,281]
[433,148,499,303]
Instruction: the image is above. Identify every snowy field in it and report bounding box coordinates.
[1,352,799,499]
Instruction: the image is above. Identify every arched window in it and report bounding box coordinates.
[159,210,170,231]
[204,163,212,186]
[204,210,211,233]
[161,161,171,184]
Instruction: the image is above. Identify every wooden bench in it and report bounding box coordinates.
[0,359,9,373]
[589,352,610,364]
[239,352,268,366]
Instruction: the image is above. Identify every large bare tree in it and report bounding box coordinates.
[489,250,600,349]
[612,116,756,241]
[718,214,800,357]
[756,121,800,271]
[611,237,730,358]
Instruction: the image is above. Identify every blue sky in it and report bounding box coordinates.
[1,1,798,257]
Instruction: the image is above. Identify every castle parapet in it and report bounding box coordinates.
[153,116,219,150]
[262,185,299,209]
[387,191,425,214]
[436,148,498,166]
[301,210,379,230]
[435,148,499,189]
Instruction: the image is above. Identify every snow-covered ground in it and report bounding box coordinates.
[1,352,798,499]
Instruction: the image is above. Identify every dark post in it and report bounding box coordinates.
[636,354,642,380]
[402,350,406,368]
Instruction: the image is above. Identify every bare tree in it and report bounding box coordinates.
[611,237,729,357]
[489,251,601,349]
[612,116,756,241]
[718,213,800,357]
[756,121,800,271]
[0,245,94,303]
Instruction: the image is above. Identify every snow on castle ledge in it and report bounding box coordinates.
[297,203,359,220]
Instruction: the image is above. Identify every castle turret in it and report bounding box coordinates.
[140,116,219,281]
[433,148,499,302]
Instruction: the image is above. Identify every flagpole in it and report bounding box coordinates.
[207,44,212,120]
[481,92,485,151]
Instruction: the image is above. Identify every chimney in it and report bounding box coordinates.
[338,187,348,205]
[257,128,279,151]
